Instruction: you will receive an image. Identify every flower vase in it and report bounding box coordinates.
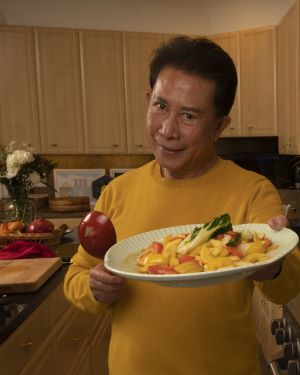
[4,186,36,223]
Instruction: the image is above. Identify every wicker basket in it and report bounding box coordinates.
[0,228,66,248]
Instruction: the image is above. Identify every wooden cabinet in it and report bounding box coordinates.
[80,30,127,154]
[0,293,53,375]
[0,281,111,375]
[210,28,277,137]
[123,32,165,154]
[277,2,300,155]
[54,306,93,375]
[90,309,111,375]
[0,26,40,150]
[252,288,282,362]
[209,32,241,137]
[240,27,277,136]
[20,334,57,375]
[35,27,84,154]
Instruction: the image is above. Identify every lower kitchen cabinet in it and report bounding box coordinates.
[0,281,112,375]
[252,288,282,362]
[20,334,57,375]
[90,312,111,375]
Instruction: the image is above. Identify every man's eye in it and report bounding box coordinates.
[154,102,166,110]
[183,113,194,121]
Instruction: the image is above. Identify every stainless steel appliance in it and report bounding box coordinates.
[269,298,300,374]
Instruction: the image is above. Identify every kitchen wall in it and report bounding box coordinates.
[0,0,297,189]
[0,0,294,34]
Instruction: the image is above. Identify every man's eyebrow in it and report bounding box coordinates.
[154,96,168,104]
[181,106,203,114]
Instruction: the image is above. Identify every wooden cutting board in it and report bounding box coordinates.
[49,196,90,212]
[0,257,62,293]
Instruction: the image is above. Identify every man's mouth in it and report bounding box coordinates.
[157,144,183,153]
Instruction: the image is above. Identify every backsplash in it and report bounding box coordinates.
[38,137,299,194]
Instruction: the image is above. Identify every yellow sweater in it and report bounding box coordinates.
[64,159,300,375]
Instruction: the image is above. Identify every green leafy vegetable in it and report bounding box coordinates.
[177,213,233,255]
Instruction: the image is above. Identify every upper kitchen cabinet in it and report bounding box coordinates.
[35,27,84,154]
[80,30,127,154]
[277,1,300,155]
[239,27,277,136]
[123,32,165,154]
[0,26,40,150]
[209,32,241,137]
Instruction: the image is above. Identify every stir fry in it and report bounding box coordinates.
[136,214,276,274]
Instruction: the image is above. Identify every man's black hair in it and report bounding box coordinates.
[149,36,238,117]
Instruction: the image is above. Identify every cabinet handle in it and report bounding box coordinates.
[260,324,266,330]
[72,336,81,342]
[136,144,143,147]
[260,299,266,305]
[49,143,58,147]
[228,126,235,130]
[247,126,253,130]
[111,144,119,147]
[21,341,33,349]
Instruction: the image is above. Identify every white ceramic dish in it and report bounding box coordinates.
[104,223,299,288]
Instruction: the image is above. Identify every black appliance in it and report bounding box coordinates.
[269,305,300,374]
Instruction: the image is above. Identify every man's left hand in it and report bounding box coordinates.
[249,215,288,282]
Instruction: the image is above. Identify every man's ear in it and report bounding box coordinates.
[146,90,152,102]
[214,116,231,141]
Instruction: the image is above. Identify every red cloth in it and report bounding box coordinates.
[0,241,56,260]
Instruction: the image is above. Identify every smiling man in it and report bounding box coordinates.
[64,36,300,375]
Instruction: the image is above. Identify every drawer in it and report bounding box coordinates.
[54,306,93,375]
[50,281,70,325]
[20,333,56,375]
[0,298,52,375]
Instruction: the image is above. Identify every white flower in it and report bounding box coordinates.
[29,171,41,185]
[6,150,34,180]
[6,166,20,179]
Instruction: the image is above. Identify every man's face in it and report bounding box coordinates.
[146,67,229,179]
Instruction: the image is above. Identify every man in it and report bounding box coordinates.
[64,36,300,375]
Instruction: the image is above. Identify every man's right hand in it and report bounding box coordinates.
[89,263,127,304]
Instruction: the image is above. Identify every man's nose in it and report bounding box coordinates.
[159,112,179,138]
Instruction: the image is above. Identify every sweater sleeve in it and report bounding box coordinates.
[245,176,300,303]
[255,247,300,304]
[63,245,111,314]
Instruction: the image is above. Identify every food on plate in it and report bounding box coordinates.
[136,214,277,274]
[78,210,116,259]
[26,218,55,233]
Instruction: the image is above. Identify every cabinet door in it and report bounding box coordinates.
[54,306,93,375]
[277,3,299,155]
[90,311,112,375]
[0,26,40,150]
[20,334,56,375]
[123,32,164,154]
[209,32,241,137]
[240,27,277,136]
[35,27,84,154]
[80,30,127,154]
[0,296,52,375]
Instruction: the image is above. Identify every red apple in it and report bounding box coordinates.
[78,211,116,258]
[27,218,55,233]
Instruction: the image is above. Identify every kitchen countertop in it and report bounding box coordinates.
[0,231,79,345]
[37,207,89,219]
[0,264,68,345]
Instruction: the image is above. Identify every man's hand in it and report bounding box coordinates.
[249,215,288,282]
[90,263,127,304]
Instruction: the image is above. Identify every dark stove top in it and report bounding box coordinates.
[0,294,28,339]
